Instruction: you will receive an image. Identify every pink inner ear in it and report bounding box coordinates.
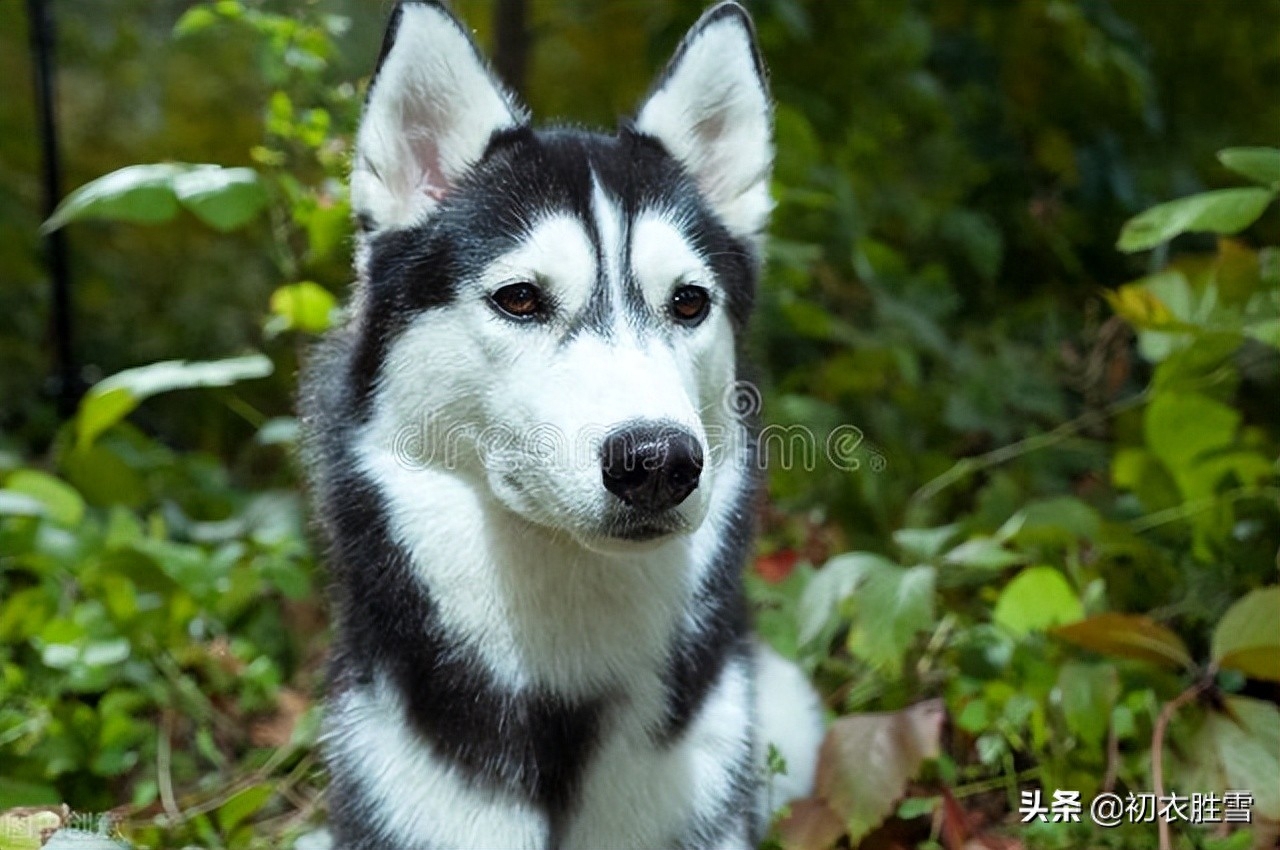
[408,134,452,205]
[423,180,450,204]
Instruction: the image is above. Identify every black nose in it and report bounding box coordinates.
[601,423,703,513]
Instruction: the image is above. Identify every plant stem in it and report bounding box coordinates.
[1152,679,1210,850]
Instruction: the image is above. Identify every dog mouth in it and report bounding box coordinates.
[601,511,690,542]
[612,521,677,542]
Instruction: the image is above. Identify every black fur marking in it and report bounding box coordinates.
[655,439,759,748]
[364,1,407,100]
[351,124,756,411]
[311,424,605,835]
[675,730,760,849]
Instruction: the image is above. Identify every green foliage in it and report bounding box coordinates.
[760,156,1279,849]
[42,165,269,235]
[1,391,320,845]
[1211,587,1280,681]
[1117,187,1275,252]
[76,356,273,451]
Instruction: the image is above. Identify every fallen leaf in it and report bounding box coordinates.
[776,798,845,850]
[816,699,946,844]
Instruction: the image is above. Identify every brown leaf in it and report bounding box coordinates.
[939,788,968,850]
[816,699,946,844]
[249,687,310,748]
[1052,613,1192,669]
[776,798,846,850]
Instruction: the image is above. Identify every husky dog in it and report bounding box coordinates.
[301,2,823,847]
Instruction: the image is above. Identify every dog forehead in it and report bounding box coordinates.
[468,132,709,304]
[488,213,598,308]
[630,212,708,296]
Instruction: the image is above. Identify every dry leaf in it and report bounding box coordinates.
[816,699,946,844]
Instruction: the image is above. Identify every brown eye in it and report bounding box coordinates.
[670,285,711,325]
[491,282,544,320]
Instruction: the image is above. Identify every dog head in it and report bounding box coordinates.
[348,1,772,553]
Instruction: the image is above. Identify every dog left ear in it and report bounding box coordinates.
[352,1,527,233]
[635,3,773,247]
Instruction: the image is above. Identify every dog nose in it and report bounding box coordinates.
[601,423,703,512]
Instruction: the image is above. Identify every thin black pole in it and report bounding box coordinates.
[27,0,78,418]
[493,0,530,99]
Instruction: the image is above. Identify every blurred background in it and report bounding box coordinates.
[1,1,1278,848]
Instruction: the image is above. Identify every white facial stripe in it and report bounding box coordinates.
[476,214,597,314]
[631,213,712,313]
[590,175,627,330]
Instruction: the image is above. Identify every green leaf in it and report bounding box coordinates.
[173,6,219,36]
[1218,147,1280,187]
[255,417,299,446]
[892,524,960,561]
[797,553,893,647]
[41,164,184,233]
[173,166,268,232]
[1143,392,1241,499]
[41,163,267,234]
[1052,613,1193,669]
[0,490,47,518]
[1212,586,1280,681]
[847,563,936,674]
[1245,316,1280,348]
[998,497,1102,549]
[1057,662,1119,747]
[1176,697,1280,821]
[81,639,131,669]
[1117,187,1275,252]
[993,566,1082,635]
[0,780,61,810]
[73,388,135,453]
[817,700,945,843]
[943,536,1024,570]
[60,444,146,509]
[3,471,84,526]
[216,783,274,835]
[76,355,274,449]
[268,281,337,334]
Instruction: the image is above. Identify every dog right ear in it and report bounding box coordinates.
[352,1,526,232]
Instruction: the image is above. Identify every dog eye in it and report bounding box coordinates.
[491,282,544,320]
[669,285,711,325]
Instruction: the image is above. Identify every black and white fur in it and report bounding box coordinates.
[301,3,822,847]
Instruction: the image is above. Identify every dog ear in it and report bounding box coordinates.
[635,3,773,246]
[352,1,527,231]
